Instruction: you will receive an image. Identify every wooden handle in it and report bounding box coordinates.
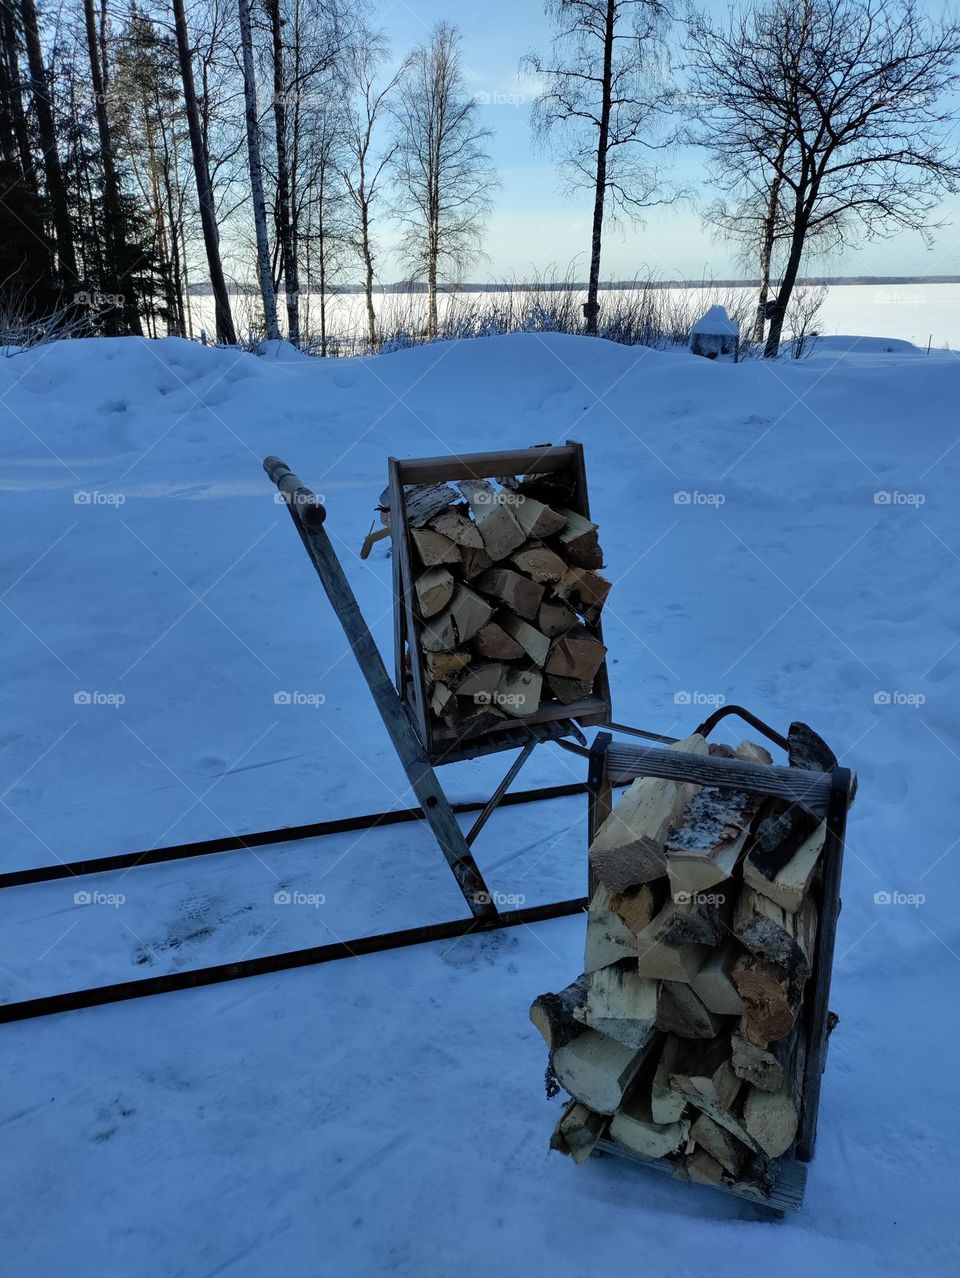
[263,455,326,526]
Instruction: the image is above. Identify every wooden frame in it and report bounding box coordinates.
[388,441,613,766]
[584,728,854,1214]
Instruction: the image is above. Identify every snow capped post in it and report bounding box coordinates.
[689,305,739,362]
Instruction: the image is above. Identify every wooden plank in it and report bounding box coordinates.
[389,458,431,753]
[396,445,579,485]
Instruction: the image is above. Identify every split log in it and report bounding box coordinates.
[666,787,761,899]
[538,598,578,637]
[472,620,524,661]
[415,567,455,618]
[732,955,801,1044]
[396,482,459,528]
[497,667,542,717]
[584,882,637,971]
[550,1100,606,1165]
[572,963,659,1049]
[690,942,745,1015]
[656,981,726,1040]
[731,1024,800,1093]
[544,625,607,682]
[514,495,568,539]
[610,1093,689,1159]
[607,883,657,934]
[636,901,709,982]
[588,733,710,892]
[429,506,483,548]
[477,568,544,621]
[458,480,526,560]
[651,1035,689,1124]
[555,508,604,568]
[459,544,494,579]
[420,586,494,651]
[557,568,612,623]
[411,528,461,567]
[512,545,568,585]
[668,1036,740,1113]
[498,614,550,665]
[545,674,595,704]
[686,1148,725,1185]
[747,720,837,881]
[552,1029,653,1115]
[733,888,818,985]
[455,663,505,702]
[429,683,454,719]
[512,471,579,509]
[424,650,471,684]
[656,890,733,948]
[530,974,590,1051]
[689,1112,748,1177]
[742,1085,799,1158]
[744,821,825,911]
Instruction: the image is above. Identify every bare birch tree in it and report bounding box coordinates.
[237,0,278,338]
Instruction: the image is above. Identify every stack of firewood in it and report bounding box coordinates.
[385,473,610,732]
[531,725,836,1198]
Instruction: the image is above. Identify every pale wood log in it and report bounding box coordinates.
[496,667,542,717]
[411,527,461,567]
[550,1100,607,1165]
[584,882,637,972]
[666,787,761,899]
[429,506,483,548]
[530,974,590,1051]
[552,1029,653,1115]
[733,888,818,984]
[397,482,459,528]
[744,821,825,911]
[429,683,454,719]
[736,740,774,765]
[742,1085,799,1158]
[415,566,455,618]
[514,495,568,539]
[544,625,607,681]
[420,586,494,652]
[424,650,471,684]
[610,1094,689,1159]
[555,507,603,568]
[572,963,659,1049]
[588,733,710,891]
[538,598,578,637]
[731,1025,800,1093]
[656,981,726,1040]
[689,1112,748,1177]
[477,567,544,620]
[651,1035,689,1124]
[512,545,568,584]
[458,480,527,560]
[686,1147,725,1185]
[690,941,745,1015]
[472,620,524,661]
[455,663,505,701]
[497,614,550,665]
[636,920,708,983]
[732,955,800,1043]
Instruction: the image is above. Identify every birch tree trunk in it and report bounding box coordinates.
[585,0,615,336]
[268,0,300,345]
[171,0,236,345]
[237,0,279,340]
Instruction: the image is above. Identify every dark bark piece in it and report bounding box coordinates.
[530,974,590,1050]
[733,888,817,985]
[750,721,839,882]
[545,674,594,704]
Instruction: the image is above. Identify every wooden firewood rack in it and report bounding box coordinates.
[584,709,855,1216]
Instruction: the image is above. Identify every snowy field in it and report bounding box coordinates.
[1,329,959,1275]
[190,280,960,350]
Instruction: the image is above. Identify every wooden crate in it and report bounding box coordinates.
[388,442,612,766]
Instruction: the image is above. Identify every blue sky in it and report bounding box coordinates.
[372,0,960,281]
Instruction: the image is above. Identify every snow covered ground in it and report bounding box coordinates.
[1,330,959,1275]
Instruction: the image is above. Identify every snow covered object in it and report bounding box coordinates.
[689,305,740,362]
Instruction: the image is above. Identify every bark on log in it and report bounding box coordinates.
[743,821,825,911]
[572,963,659,1049]
[530,974,590,1051]
[733,888,818,985]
